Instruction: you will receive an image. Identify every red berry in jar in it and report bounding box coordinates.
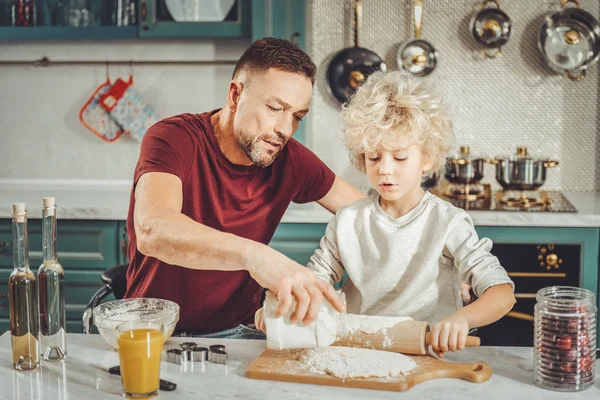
[556,336,572,350]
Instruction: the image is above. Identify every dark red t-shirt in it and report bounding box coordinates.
[124,110,335,334]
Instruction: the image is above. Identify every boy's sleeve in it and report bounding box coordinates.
[446,212,515,298]
[307,215,346,285]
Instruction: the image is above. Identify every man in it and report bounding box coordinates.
[125,37,365,338]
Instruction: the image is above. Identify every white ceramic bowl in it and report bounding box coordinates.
[93,298,180,350]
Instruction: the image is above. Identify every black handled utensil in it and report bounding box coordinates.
[108,366,177,391]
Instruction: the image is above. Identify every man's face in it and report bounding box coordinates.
[232,68,313,167]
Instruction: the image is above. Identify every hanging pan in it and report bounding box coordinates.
[470,0,512,58]
[538,0,600,81]
[397,0,437,76]
[326,0,387,104]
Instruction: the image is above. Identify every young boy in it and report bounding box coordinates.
[257,71,515,356]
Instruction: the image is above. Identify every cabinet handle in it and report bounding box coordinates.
[508,272,566,278]
[514,293,537,299]
[506,311,534,322]
[291,32,300,45]
[121,238,127,262]
[141,0,149,30]
[0,241,12,257]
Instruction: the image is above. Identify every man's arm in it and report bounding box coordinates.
[316,176,365,213]
[134,171,344,323]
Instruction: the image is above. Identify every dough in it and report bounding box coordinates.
[299,346,417,379]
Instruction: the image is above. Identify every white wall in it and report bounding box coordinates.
[0,39,249,181]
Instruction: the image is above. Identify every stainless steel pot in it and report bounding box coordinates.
[487,146,559,191]
[421,171,439,189]
[445,146,485,184]
[470,0,512,58]
[538,0,600,81]
[397,0,437,76]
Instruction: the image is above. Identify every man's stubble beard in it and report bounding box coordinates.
[237,131,286,168]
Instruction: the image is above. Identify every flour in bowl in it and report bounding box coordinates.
[299,346,416,379]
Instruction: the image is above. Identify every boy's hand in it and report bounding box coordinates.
[254,307,266,333]
[429,315,470,358]
[460,283,472,305]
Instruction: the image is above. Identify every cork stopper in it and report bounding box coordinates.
[42,197,56,216]
[43,197,55,208]
[12,203,26,222]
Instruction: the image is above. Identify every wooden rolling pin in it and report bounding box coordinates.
[334,318,480,356]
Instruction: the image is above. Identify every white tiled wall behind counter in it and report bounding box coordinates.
[307,0,600,192]
[0,39,249,181]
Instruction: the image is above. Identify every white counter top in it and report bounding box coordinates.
[1,180,600,227]
[0,332,598,399]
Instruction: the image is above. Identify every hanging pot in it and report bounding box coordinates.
[445,146,486,184]
[470,0,512,58]
[397,0,437,76]
[487,146,559,191]
[326,0,386,104]
[538,0,600,81]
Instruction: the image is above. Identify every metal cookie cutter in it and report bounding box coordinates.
[190,347,208,363]
[166,348,189,365]
[180,342,198,351]
[208,345,227,365]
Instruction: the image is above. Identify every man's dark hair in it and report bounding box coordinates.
[232,37,316,85]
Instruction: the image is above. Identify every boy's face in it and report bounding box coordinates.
[365,143,433,203]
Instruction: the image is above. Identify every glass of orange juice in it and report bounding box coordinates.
[116,321,164,399]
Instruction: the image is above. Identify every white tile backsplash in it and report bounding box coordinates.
[307,0,600,192]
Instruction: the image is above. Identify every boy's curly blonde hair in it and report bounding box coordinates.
[341,71,454,175]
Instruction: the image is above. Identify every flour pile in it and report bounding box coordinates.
[299,346,417,379]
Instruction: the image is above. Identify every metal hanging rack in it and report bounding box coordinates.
[0,56,238,67]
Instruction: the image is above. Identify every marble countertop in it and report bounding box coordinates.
[0,332,598,400]
[1,180,600,227]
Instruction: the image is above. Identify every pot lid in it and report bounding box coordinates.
[448,145,483,164]
[399,40,437,76]
[543,26,591,70]
[471,5,511,46]
[500,146,544,162]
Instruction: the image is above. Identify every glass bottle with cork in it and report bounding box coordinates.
[9,203,40,371]
[38,197,67,361]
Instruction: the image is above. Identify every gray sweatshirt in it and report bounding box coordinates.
[307,192,514,324]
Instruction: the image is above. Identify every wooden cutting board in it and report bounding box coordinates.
[246,349,492,392]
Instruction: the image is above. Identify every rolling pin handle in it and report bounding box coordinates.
[425,332,481,348]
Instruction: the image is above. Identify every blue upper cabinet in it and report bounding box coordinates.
[0,0,253,40]
[139,0,251,38]
[251,0,308,143]
[0,0,138,40]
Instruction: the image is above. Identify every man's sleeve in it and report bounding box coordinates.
[290,140,336,204]
[133,120,194,188]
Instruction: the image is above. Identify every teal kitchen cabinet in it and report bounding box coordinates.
[0,0,138,40]
[269,224,600,346]
[0,219,121,334]
[138,0,251,38]
[252,0,308,144]
[0,0,261,40]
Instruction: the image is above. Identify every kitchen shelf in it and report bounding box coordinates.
[0,26,138,41]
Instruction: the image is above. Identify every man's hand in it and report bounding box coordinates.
[247,250,344,326]
[429,315,470,358]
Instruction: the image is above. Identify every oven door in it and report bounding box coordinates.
[476,243,581,346]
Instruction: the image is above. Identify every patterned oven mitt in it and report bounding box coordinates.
[79,78,126,142]
[98,76,159,141]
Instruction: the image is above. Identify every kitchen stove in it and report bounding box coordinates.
[431,182,577,212]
